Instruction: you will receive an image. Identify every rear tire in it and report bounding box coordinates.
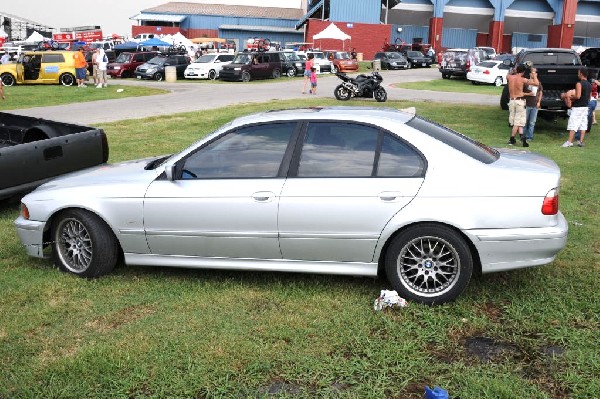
[494,76,503,86]
[374,87,387,102]
[286,67,297,77]
[334,84,352,101]
[208,69,217,80]
[1,73,16,86]
[59,73,75,86]
[272,68,281,79]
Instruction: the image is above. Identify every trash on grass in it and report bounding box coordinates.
[116,89,124,93]
[424,385,449,399]
[373,289,408,311]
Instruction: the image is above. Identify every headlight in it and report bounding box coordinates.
[147,67,157,73]
[295,62,302,67]
[234,67,241,71]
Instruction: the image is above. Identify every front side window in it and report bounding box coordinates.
[181,122,297,179]
[42,54,64,63]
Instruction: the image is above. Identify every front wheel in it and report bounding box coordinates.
[286,67,296,77]
[154,72,164,81]
[241,71,251,82]
[385,224,473,305]
[272,68,281,79]
[59,73,75,86]
[208,69,217,80]
[494,76,503,86]
[1,73,15,86]
[51,209,119,278]
[334,84,352,101]
[374,87,387,102]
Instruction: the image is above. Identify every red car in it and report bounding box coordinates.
[323,51,359,73]
[107,51,159,78]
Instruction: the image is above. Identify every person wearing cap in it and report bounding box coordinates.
[73,47,88,87]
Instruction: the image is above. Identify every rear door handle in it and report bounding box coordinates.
[252,191,275,202]
[379,192,402,201]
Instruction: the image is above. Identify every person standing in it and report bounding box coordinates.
[309,67,317,95]
[96,48,108,88]
[507,64,538,146]
[523,68,543,143]
[0,51,10,64]
[562,67,591,147]
[73,48,88,87]
[302,53,314,94]
[91,49,100,86]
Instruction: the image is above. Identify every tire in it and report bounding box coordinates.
[208,69,217,80]
[241,71,251,82]
[494,76,503,86]
[441,73,449,79]
[286,67,297,77]
[154,72,163,81]
[374,87,387,102]
[1,73,16,86]
[500,85,509,110]
[471,80,478,85]
[334,84,352,101]
[121,70,131,79]
[332,65,338,74]
[51,209,119,278]
[384,224,473,305]
[59,73,75,86]
[272,68,281,79]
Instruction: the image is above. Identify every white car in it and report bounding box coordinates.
[14,107,568,305]
[467,60,511,86]
[184,53,235,80]
[301,51,334,73]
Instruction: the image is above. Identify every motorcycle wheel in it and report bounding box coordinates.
[374,87,387,102]
[334,84,352,101]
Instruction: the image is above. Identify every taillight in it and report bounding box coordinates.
[21,203,30,220]
[483,70,490,74]
[542,188,559,215]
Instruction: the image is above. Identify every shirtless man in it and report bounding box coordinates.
[507,64,539,147]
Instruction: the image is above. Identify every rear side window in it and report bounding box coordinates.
[42,54,65,63]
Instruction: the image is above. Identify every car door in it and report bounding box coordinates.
[143,121,299,260]
[278,121,426,263]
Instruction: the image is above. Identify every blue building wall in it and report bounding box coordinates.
[184,15,298,30]
[330,0,380,23]
[392,25,430,46]
[441,28,478,48]
[218,29,303,49]
[512,32,548,48]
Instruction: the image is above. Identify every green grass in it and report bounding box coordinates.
[1,98,598,398]
[0,84,168,110]
[396,78,506,95]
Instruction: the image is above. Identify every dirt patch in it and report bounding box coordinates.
[463,336,524,362]
[85,304,156,332]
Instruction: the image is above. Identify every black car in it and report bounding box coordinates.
[403,50,432,68]
[439,48,486,79]
[134,54,190,81]
[579,47,600,80]
[372,52,409,70]
[279,51,306,77]
[220,52,283,82]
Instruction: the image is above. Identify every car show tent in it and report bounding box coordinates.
[312,23,351,49]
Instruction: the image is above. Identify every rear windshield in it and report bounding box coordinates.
[407,116,499,164]
[522,52,580,66]
[478,61,498,68]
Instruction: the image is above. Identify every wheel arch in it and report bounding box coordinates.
[375,221,482,277]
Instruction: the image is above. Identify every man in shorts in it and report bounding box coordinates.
[507,64,538,147]
[562,67,591,147]
[73,48,88,87]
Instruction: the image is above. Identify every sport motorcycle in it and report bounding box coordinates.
[333,71,387,102]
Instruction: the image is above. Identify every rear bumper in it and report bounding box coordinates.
[466,212,568,273]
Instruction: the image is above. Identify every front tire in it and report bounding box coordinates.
[286,67,296,77]
[494,76,503,86]
[385,224,473,305]
[51,209,119,278]
[1,73,16,86]
[208,69,217,80]
[241,71,251,82]
[59,73,75,86]
[374,87,387,102]
[272,68,281,79]
[334,84,352,101]
[154,72,164,81]
[441,73,449,79]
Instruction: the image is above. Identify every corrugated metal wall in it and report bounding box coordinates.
[218,29,304,50]
[441,28,478,49]
[391,25,430,45]
[511,32,548,49]
[330,0,380,23]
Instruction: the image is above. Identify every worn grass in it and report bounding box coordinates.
[0,84,168,110]
[0,98,598,398]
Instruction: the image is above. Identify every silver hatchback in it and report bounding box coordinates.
[15,107,567,304]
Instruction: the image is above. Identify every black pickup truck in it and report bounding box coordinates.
[0,112,109,200]
[500,48,584,117]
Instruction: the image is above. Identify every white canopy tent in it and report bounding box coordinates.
[312,23,351,49]
[24,31,45,43]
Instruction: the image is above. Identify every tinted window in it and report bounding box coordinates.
[42,53,65,63]
[522,52,580,66]
[133,54,144,62]
[181,122,296,179]
[217,54,234,62]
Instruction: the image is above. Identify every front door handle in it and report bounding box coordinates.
[252,191,275,202]
[379,192,402,201]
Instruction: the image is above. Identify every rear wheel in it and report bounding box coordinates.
[494,76,503,86]
[59,73,75,86]
[154,72,164,81]
[374,87,387,102]
[272,68,281,79]
[1,73,15,86]
[334,84,352,101]
[441,73,449,79]
[385,224,473,305]
[208,69,217,80]
[241,71,251,82]
[51,209,119,278]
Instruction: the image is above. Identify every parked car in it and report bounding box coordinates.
[579,47,600,80]
[279,51,306,77]
[439,48,486,79]
[108,51,159,78]
[219,51,283,82]
[372,52,409,70]
[466,60,510,86]
[14,107,567,305]
[474,46,497,60]
[184,53,235,80]
[323,50,359,73]
[403,50,432,68]
[0,50,80,86]
[134,54,190,81]
[303,51,333,73]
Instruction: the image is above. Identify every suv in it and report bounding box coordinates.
[279,51,306,77]
[403,50,432,68]
[219,52,283,82]
[184,53,235,80]
[134,54,190,81]
[108,51,158,78]
[372,52,409,70]
[323,50,358,73]
[500,48,583,116]
[0,50,80,86]
[303,51,333,73]
[439,48,486,79]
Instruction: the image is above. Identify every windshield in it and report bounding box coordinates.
[407,51,422,57]
[148,56,166,65]
[336,52,351,59]
[194,55,217,63]
[115,53,131,63]
[282,52,300,61]
[522,52,580,66]
[311,53,325,60]
[386,52,402,59]
[232,53,252,64]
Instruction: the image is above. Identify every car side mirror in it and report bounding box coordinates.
[164,163,176,181]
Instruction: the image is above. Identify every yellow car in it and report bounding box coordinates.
[0,51,79,86]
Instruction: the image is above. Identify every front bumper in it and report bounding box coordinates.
[14,216,47,258]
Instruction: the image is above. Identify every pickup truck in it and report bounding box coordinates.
[500,48,583,117]
[0,112,109,200]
